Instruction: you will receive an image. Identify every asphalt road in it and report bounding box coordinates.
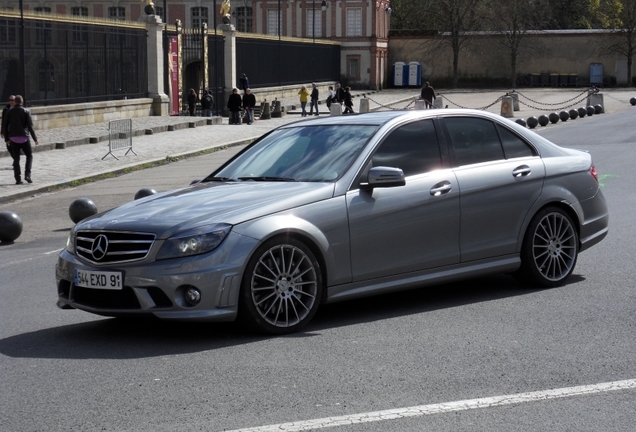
[1,111,635,431]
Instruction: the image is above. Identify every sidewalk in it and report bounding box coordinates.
[1,87,634,204]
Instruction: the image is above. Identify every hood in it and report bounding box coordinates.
[76,181,335,238]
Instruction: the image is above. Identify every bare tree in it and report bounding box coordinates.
[485,0,552,87]
[429,0,486,87]
[605,0,636,85]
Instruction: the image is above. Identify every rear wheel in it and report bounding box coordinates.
[516,207,578,288]
[239,237,322,334]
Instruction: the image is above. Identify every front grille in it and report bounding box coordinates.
[76,230,156,265]
[72,285,141,309]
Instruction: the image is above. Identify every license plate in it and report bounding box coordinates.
[74,269,123,290]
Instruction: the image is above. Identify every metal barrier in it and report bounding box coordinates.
[103,119,137,160]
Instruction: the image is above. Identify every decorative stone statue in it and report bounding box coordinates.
[220,0,231,24]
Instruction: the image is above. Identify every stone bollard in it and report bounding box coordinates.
[260,102,271,120]
[433,96,444,109]
[330,103,342,116]
[359,98,370,113]
[500,96,514,118]
[271,100,282,118]
[414,100,426,110]
[587,92,604,110]
[510,92,520,111]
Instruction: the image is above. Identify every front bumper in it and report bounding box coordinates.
[55,232,258,322]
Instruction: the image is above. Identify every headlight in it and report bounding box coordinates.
[66,231,76,254]
[156,224,232,260]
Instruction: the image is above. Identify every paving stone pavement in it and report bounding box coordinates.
[1,87,634,204]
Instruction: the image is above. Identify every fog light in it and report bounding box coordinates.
[184,287,201,305]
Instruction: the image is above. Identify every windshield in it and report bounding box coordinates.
[213,125,377,182]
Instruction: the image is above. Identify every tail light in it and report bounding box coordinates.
[590,165,599,183]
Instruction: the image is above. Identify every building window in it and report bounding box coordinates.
[38,60,55,92]
[267,9,279,35]
[154,6,164,20]
[346,8,362,37]
[34,7,52,44]
[235,7,252,32]
[71,6,88,16]
[0,19,17,45]
[192,7,208,28]
[108,7,126,20]
[347,55,360,80]
[307,9,322,38]
[71,7,89,44]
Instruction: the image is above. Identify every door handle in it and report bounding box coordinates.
[430,181,452,196]
[512,165,531,178]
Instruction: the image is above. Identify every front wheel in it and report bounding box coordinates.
[239,237,322,334]
[516,207,578,288]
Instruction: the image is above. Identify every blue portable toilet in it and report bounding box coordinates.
[393,62,406,87]
[408,62,422,87]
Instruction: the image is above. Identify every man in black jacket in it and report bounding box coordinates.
[2,95,38,184]
[242,88,256,125]
[309,83,319,116]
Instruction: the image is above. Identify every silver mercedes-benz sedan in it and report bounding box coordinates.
[56,109,609,334]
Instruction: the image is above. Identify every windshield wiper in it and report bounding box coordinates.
[201,176,236,183]
[237,176,297,182]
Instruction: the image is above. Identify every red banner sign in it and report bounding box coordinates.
[169,36,180,116]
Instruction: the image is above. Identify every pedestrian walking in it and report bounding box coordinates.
[326,86,335,109]
[227,87,243,125]
[240,73,250,93]
[1,94,16,144]
[2,95,38,184]
[420,81,436,109]
[242,88,256,125]
[298,85,310,117]
[309,83,319,116]
[201,89,214,117]
[187,88,198,116]
[343,87,354,114]
[335,83,346,104]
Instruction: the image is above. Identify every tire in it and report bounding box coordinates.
[239,237,323,334]
[516,207,578,288]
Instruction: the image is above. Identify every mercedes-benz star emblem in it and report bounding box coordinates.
[91,234,109,261]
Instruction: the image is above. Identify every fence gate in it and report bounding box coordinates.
[103,119,136,160]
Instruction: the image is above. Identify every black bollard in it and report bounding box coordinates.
[134,188,157,200]
[559,111,569,122]
[527,116,539,129]
[538,114,550,126]
[0,211,23,243]
[569,109,579,120]
[586,106,595,116]
[594,104,603,114]
[515,118,527,127]
[578,107,587,118]
[69,198,98,224]
[548,112,560,124]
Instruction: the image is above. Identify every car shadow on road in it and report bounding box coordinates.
[0,273,584,360]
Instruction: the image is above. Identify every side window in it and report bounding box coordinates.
[372,120,442,176]
[444,117,504,166]
[496,124,535,158]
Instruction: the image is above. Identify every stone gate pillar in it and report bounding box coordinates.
[219,23,237,112]
[145,14,169,115]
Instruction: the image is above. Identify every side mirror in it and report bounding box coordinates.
[361,166,406,190]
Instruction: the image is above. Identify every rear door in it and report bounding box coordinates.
[440,116,545,262]
[347,119,461,281]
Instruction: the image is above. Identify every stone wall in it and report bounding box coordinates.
[30,99,155,130]
[388,30,634,87]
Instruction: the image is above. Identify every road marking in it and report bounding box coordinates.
[45,248,63,255]
[226,379,636,432]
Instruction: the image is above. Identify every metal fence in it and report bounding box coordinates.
[103,119,136,160]
[236,35,340,87]
[0,12,148,107]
